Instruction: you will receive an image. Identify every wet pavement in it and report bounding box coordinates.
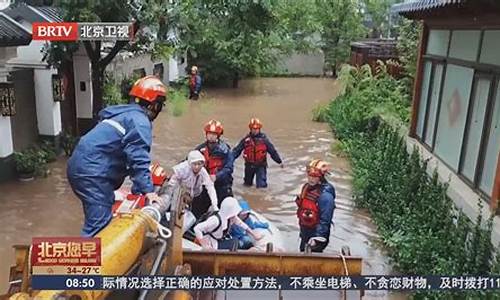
[0,78,405,299]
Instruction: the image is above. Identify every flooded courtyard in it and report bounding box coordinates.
[0,78,402,299]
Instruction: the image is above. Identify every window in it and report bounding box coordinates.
[449,30,481,62]
[153,63,164,81]
[426,30,450,56]
[52,74,64,102]
[416,61,432,139]
[424,63,444,147]
[417,27,500,201]
[480,30,500,66]
[133,68,146,78]
[479,81,500,195]
[434,64,474,171]
[460,75,492,182]
[0,82,16,116]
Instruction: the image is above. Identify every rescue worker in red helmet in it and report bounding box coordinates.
[233,118,283,188]
[189,65,202,100]
[192,120,234,218]
[67,76,167,237]
[295,159,336,252]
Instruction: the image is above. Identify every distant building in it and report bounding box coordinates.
[350,39,402,78]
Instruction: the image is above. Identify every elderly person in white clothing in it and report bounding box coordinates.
[166,150,219,215]
[193,197,263,250]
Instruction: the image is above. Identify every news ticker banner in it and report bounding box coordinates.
[31,237,102,275]
[26,238,500,291]
[32,22,134,41]
[32,275,500,291]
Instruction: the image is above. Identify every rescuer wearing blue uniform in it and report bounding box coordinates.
[67,76,167,237]
[233,118,283,188]
[296,159,336,253]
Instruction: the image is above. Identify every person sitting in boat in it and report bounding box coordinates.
[230,198,269,249]
[193,197,263,250]
[296,159,336,253]
[164,150,219,213]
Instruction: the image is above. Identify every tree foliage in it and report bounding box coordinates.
[42,0,173,119]
[174,0,288,87]
[315,0,366,75]
[362,0,399,38]
[396,18,421,94]
[275,0,321,54]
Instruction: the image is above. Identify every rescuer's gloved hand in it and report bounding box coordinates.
[146,192,168,212]
[195,237,212,249]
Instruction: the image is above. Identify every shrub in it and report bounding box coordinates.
[320,62,499,299]
[14,148,48,177]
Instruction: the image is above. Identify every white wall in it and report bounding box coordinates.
[34,68,61,136]
[169,56,180,82]
[168,54,187,82]
[277,51,325,76]
[0,47,18,65]
[0,117,14,158]
[73,48,93,119]
[15,40,45,63]
[109,53,169,83]
[0,48,15,157]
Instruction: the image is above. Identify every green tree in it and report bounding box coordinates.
[362,0,399,38]
[276,0,321,54]
[315,0,366,76]
[43,0,172,120]
[175,0,289,87]
[396,18,421,94]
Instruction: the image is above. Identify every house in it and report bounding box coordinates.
[107,49,187,86]
[4,4,64,147]
[6,4,187,138]
[392,0,500,243]
[0,12,32,182]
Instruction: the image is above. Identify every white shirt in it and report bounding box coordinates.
[194,215,250,249]
[167,161,218,210]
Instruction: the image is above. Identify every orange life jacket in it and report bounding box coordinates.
[201,147,224,175]
[296,183,321,229]
[243,136,267,164]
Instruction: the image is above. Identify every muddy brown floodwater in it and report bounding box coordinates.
[0,78,405,299]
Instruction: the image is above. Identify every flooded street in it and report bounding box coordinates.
[0,78,402,299]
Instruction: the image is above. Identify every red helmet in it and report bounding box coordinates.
[129,75,167,103]
[204,120,224,136]
[249,117,263,130]
[307,159,330,177]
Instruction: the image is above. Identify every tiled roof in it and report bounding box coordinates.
[5,4,63,23]
[0,12,31,47]
[34,6,64,22]
[391,0,466,15]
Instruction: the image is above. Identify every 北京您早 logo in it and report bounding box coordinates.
[0,0,11,10]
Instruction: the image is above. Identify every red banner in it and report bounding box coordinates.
[31,237,101,267]
[32,22,79,41]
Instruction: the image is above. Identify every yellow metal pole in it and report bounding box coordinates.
[28,210,158,300]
